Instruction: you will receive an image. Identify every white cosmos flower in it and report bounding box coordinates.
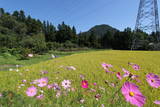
[51,54,56,58]
[9,68,13,71]
[21,84,25,86]
[69,66,76,70]
[28,54,33,57]
[16,69,19,72]
[66,66,76,71]
[61,80,71,89]
[40,90,44,93]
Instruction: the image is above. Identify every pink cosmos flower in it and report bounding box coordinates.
[116,72,122,80]
[121,82,146,107]
[47,83,60,90]
[26,86,37,97]
[131,75,139,79]
[66,66,76,71]
[105,70,113,73]
[128,62,134,65]
[62,80,71,89]
[56,91,61,98]
[146,73,160,88]
[47,84,54,89]
[31,79,39,84]
[154,100,160,105]
[122,68,139,80]
[80,74,85,80]
[122,68,130,77]
[22,79,27,83]
[132,64,140,71]
[89,88,96,92]
[102,63,113,73]
[101,104,105,107]
[71,88,76,92]
[0,93,2,97]
[101,63,113,70]
[79,98,85,103]
[95,94,101,101]
[99,86,105,91]
[38,77,48,87]
[93,83,97,86]
[110,83,116,87]
[135,78,141,83]
[53,83,61,90]
[36,94,44,100]
[81,80,88,88]
[41,71,48,75]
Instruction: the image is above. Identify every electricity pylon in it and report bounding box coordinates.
[131,0,160,50]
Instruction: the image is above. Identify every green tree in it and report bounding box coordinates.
[0,8,5,17]
[12,11,19,19]
[43,21,56,42]
[26,16,42,34]
[101,31,113,48]
[56,22,75,43]
[19,10,25,22]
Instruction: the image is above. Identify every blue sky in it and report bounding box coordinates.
[0,0,160,33]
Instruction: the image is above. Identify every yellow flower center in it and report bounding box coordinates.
[30,89,35,93]
[129,92,134,97]
[42,81,46,84]
[83,83,86,86]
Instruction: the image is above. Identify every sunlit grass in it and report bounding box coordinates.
[0,50,160,107]
[0,50,95,71]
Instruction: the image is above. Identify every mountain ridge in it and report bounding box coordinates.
[80,24,119,37]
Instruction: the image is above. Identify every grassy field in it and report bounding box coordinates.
[0,50,94,71]
[0,50,160,107]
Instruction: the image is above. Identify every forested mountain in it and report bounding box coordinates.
[81,24,118,37]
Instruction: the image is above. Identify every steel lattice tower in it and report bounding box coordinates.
[135,0,160,34]
[132,0,160,50]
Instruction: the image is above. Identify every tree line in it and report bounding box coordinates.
[0,8,159,58]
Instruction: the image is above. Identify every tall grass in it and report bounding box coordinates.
[0,50,160,107]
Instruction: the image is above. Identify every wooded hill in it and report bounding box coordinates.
[0,8,159,59]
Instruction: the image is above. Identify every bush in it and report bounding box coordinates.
[46,42,62,50]
[137,40,149,50]
[20,34,47,54]
[0,47,8,53]
[0,26,12,34]
[63,41,78,49]
[8,48,20,56]
[148,43,154,50]
[153,43,160,50]
[18,48,31,60]
[147,43,160,50]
